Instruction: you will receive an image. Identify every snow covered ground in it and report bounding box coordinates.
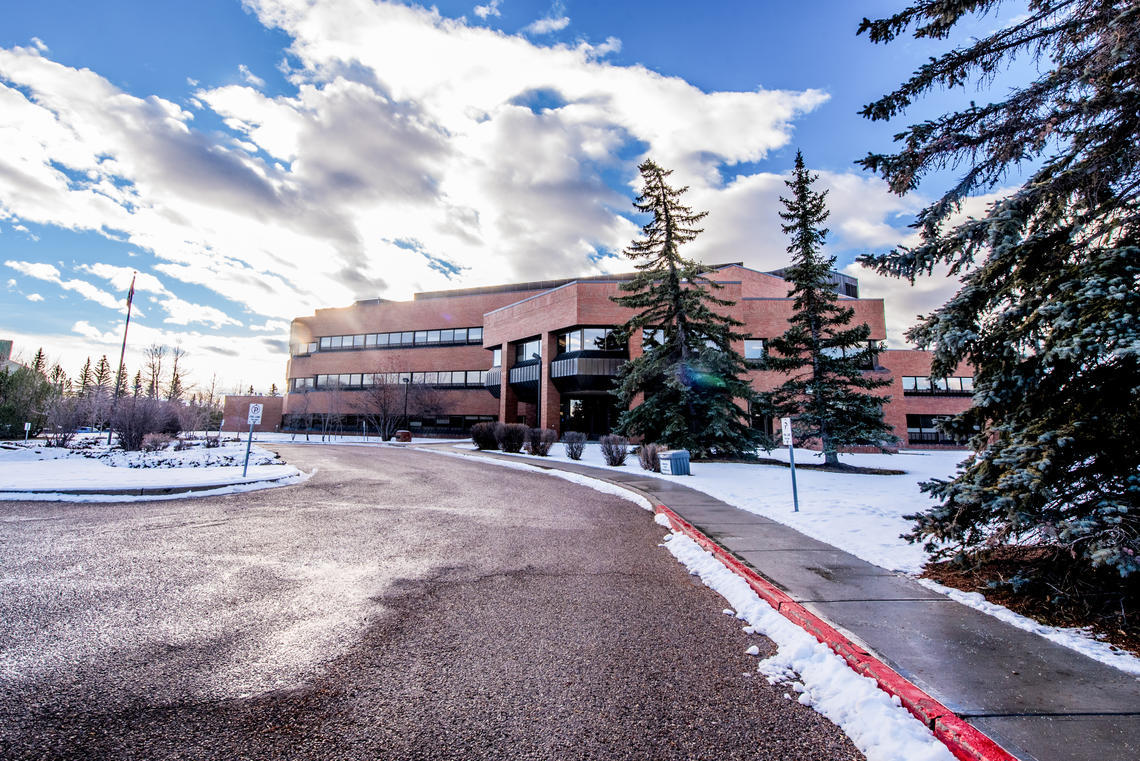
[0,436,305,501]
[451,441,1140,677]
[458,441,962,574]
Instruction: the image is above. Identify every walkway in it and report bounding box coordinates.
[427,445,1140,761]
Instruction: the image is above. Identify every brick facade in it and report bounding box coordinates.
[221,395,284,433]
[266,264,975,447]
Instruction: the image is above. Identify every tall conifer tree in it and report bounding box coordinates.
[93,355,112,392]
[767,152,896,466]
[77,357,93,396]
[611,159,764,458]
[858,2,1140,584]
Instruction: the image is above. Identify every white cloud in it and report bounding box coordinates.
[473,0,502,20]
[238,64,266,89]
[158,294,243,328]
[842,186,1018,345]
[4,259,125,311]
[30,37,48,53]
[76,262,167,294]
[75,261,244,328]
[26,292,43,302]
[249,319,290,332]
[3,0,952,387]
[579,36,621,59]
[524,15,570,35]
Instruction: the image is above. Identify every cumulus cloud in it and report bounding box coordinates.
[473,0,502,19]
[1,0,956,385]
[30,37,48,53]
[26,292,43,302]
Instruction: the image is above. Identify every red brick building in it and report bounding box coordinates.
[271,263,974,447]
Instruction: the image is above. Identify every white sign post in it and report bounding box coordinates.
[243,403,263,477]
[781,417,800,512]
[24,421,30,444]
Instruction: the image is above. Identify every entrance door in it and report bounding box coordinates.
[560,395,619,439]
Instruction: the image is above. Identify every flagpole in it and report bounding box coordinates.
[107,273,136,446]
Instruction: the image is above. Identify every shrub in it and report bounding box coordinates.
[525,427,557,456]
[42,395,83,448]
[638,443,661,472]
[141,433,173,452]
[112,397,180,451]
[562,431,586,460]
[471,421,499,450]
[600,434,629,466]
[496,423,528,453]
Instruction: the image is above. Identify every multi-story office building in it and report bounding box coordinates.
[263,263,973,446]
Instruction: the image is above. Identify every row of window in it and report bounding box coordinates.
[294,327,485,355]
[292,370,488,390]
[902,376,974,393]
[557,327,625,354]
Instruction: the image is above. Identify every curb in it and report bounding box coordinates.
[654,504,1018,761]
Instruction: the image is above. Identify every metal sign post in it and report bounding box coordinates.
[243,404,263,477]
[24,421,30,445]
[781,417,800,512]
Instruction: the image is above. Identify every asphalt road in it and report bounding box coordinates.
[0,444,862,760]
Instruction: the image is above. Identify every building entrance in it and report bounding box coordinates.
[560,395,620,439]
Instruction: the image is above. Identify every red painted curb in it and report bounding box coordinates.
[654,503,1019,761]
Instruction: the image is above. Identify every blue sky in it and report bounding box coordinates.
[0,0,1028,390]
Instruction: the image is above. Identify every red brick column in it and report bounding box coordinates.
[498,342,518,424]
[627,330,644,410]
[539,332,561,433]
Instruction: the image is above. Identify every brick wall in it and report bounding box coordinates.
[222,395,284,432]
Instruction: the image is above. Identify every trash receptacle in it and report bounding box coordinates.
[658,449,691,476]
[395,429,412,443]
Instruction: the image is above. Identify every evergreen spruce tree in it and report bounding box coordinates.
[77,357,93,396]
[857,3,1140,583]
[767,152,896,466]
[132,370,142,398]
[31,348,46,376]
[611,159,765,458]
[93,356,112,393]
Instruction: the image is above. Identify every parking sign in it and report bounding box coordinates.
[247,403,263,425]
[781,417,792,446]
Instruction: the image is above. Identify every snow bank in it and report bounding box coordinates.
[0,439,304,498]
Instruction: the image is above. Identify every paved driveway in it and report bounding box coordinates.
[0,444,861,760]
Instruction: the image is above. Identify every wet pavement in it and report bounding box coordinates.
[0,444,862,761]
[434,445,1140,761]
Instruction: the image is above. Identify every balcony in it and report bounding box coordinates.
[550,355,624,394]
[484,366,502,398]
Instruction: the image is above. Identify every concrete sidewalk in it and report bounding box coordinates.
[429,445,1140,761]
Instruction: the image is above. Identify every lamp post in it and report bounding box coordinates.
[532,351,542,428]
[402,376,411,426]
